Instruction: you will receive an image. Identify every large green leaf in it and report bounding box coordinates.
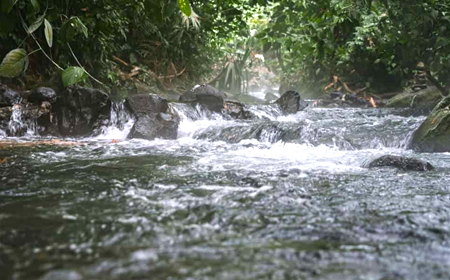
[178,0,191,17]
[44,19,53,47]
[0,48,29,78]
[62,67,86,87]
[1,0,17,14]
[28,14,45,34]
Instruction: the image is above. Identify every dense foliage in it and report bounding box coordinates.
[259,0,450,94]
[1,0,450,96]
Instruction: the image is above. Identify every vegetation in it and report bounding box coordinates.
[1,0,450,96]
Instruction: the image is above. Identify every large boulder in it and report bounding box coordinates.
[276,90,308,114]
[0,84,20,107]
[126,94,179,140]
[51,86,111,136]
[408,95,450,152]
[386,86,443,110]
[179,84,226,112]
[364,155,434,171]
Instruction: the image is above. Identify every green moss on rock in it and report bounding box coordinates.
[386,86,443,110]
[408,95,450,152]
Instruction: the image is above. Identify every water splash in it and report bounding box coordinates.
[96,102,135,139]
[7,105,37,137]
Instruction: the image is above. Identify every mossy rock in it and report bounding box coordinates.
[386,86,443,110]
[408,95,450,152]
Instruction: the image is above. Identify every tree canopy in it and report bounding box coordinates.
[1,0,450,96]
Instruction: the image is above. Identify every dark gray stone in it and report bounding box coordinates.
[127,93,179,140]
[0,84,20,107]
[224,100,252,119]
[180,84,225,112]
[364,155,434,171]
[28,87,57,104]
[51,86,111,136]
[276,90,308,115]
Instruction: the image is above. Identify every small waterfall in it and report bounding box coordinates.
[7,105,37,137]
[97,102,135,139]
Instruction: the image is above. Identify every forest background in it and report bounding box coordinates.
[1,0,450,98]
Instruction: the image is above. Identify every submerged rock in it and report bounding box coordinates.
[386,86,443,111]
[51,86,111,136]
[408,95,450,152]
[276,90,308,114]
[0,84,20,107]
[364,155,434,171]
[127,93,179,140]
[180,84,226,112]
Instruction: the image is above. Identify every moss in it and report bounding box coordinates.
[409,95,450,152]
[386,86,443,110]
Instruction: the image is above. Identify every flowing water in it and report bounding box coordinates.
[1,104,450,280]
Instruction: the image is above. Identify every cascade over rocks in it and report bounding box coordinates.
[179,84,226,113]
[0,84,21,107]
[126,93,179,140]
[50,86,111,136]
[276,90,308,114]
[408,95,450,152]
[364,155,434,171]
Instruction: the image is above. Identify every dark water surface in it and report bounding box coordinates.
[1,106,450,280]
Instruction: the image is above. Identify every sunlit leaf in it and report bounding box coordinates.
[62,66,86,87]
[178,0,191,17]
[0,48,29,78]
[44,19,53,47]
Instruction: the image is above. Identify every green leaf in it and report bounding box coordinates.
[74,17,88,38]
[62,67,86,87]
[0,48,29,78]
[1,0,17,14]
[44,19,53,47]
[178,0,191,17]
[263,42,272,53]
[30,0,40,13]
[60,17,88,42]
[28,14,45,34]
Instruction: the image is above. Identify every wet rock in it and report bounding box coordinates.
[28,87,57,104]
[386,86,443,110]
[179,84,225,112]
[0,103,51,121]
[224,100,252,119]
[408,95,450,152]
[364,155,434,171]
[38,270,82,280]
[0,84,20,107]
[51,86,111,136]
[276,90,308,114]
[127,93,179,140]
[264,91,279,102]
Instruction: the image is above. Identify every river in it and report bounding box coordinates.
[1,104,450,280]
